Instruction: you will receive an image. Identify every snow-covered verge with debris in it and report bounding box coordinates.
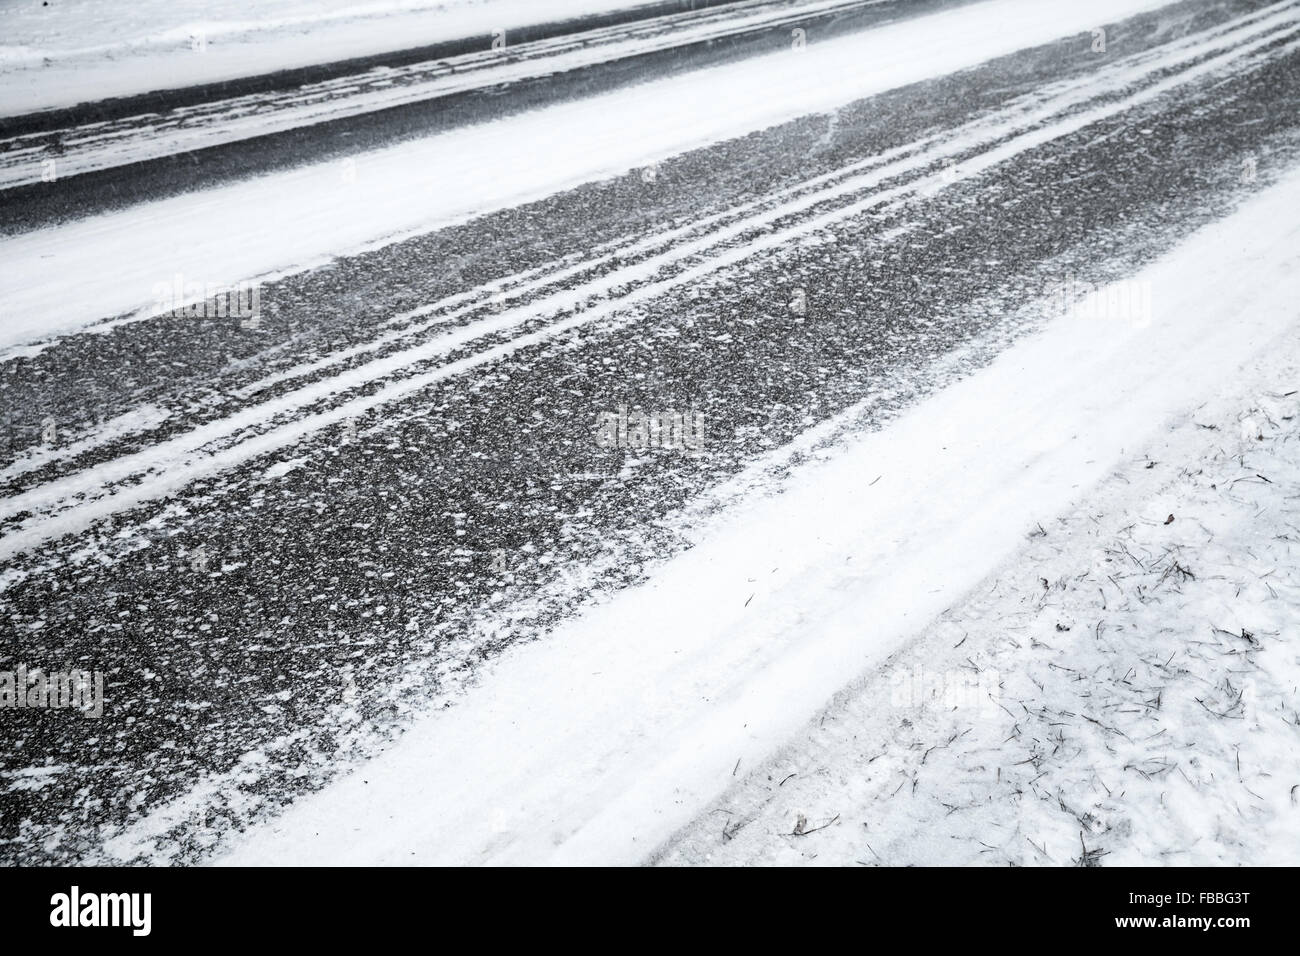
[0,0,662,115]
[655,329,1300,867]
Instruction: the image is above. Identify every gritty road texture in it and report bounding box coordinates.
[1,0,1297,863]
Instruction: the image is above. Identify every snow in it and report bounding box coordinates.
[2,0,1281,567]
[210,161,1300,866]
[0,0,885,190]
[0,0,1190,352]
[657,348,1300,867]
[0,0,666,115]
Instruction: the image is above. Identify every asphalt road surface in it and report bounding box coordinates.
[2,0,1298,864]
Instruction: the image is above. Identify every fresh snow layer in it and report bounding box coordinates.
[213,161,1300,867]
[0,0,664,115]
[657,342,1300,867]
[0,0,1177,351]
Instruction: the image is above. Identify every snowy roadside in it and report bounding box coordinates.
[654,326,1300,867]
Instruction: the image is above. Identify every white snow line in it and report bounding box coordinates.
[0,405,170,484]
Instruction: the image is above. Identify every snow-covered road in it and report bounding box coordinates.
[1,0,1297,866]
[0,0,707,115]
[0,0,898,190]
[219,160,1300,866]
[8,0,1295,563]
[0,0,1172,348]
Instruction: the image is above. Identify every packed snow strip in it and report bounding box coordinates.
[0,0,675,116]
[0,0,1179,350]
[0,0,888,190]
[655,347,1300,867]
[0,405,170,485]
[212,163,1300,866]
[0,2,1291,573]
